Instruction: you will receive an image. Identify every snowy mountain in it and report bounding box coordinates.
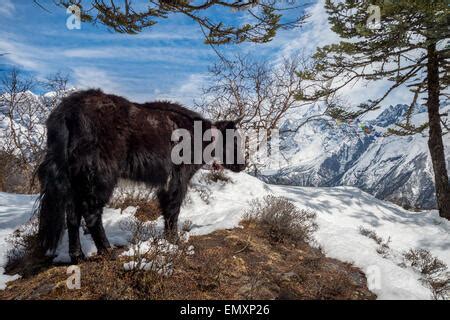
[1,170,449,299]
[261,104,450,210]
[1,91,448,210]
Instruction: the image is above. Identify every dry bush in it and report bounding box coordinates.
[181,220,193,233]
[359,226,391,258]
[5,218,50,277]
[404,249,447,276]
[243,195,318,243]
[118,217,192,299]
[0,69,70,193]
[403,249,449,300]
[375,241,391,258]
[358,226,383,244]
[0,151,38,193]
[202,169,232,184]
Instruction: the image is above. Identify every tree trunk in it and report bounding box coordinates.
[427,43,450,220]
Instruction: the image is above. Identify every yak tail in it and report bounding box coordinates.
[36,110,73,256]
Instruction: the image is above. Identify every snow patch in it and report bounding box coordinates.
[0,171,448,299]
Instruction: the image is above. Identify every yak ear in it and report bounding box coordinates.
[214,120,236,132]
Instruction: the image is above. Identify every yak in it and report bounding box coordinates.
[37,89,245,263]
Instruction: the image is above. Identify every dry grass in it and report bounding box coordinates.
[4,218,53,278]
[0,219,375,300]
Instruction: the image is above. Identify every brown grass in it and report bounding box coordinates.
[5,218,52,278]
[0,220,376,300]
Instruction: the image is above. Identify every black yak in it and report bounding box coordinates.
[37,89,245,263]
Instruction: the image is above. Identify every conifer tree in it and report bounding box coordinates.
[301,0,449,218]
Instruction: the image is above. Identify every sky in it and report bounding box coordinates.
[0,0,414,111]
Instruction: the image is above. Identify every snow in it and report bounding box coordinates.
[0,170,449,299]
[270,185,450,299]
[0,192,36,289]
[262,103,450,210]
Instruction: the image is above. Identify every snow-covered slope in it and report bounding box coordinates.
[262,104,450,210]
[2,91,447,210]
[0,193,36,289]
[0,171,449,299]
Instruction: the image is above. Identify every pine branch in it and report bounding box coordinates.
[57,0,305,44]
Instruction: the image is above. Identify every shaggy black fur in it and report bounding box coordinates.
[37,89,244,264]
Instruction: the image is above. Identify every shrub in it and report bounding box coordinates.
[181,220,193,233]
[358,226,383,245]
[119,217,192,299]
[0,151,38,194]
[243,195,318,243]
[403,249,449,300]
[5,218,49,276]
[358,226,391,258]
[404,249,447,276]
[202,169,231,184]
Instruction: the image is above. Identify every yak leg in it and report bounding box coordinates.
[67,206,84,264]
[158,169,189,241]
[82,206,111,255]
[74,169,115,259]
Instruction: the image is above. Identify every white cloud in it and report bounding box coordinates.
[0,35,47,71]
[63,45,211,66]
[0,32,210,104]
[72,67,121,94]
[153,73,208,106]
[278,0,340,59]
[0,0,14,17]
[71,67,163,104]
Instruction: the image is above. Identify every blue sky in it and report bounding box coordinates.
[0,0,412,109]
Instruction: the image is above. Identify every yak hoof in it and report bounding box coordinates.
[70,251,86,265]
[164,230,180,244]
[98,248,117,260]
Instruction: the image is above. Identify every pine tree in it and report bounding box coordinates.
[304,0,450,218]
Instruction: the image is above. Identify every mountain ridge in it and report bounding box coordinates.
[261,103,450,210]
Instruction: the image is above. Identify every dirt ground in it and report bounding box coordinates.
[0,221,376,300]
